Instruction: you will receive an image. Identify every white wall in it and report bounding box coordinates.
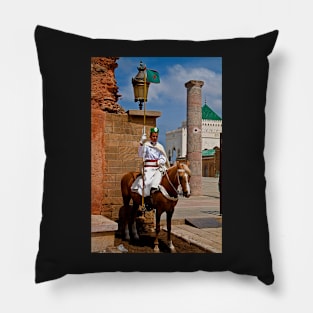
[167,118,222,158]
[202,119,222,149]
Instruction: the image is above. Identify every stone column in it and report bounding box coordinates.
[185,80,204,196]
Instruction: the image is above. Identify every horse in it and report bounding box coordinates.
[120,161,191,252]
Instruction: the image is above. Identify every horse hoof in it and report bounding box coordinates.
[168,241,176,253]
[154,246,160,253]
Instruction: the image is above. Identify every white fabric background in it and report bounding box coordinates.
[1,1,312,312]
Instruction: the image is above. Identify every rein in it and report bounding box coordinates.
[164,168,185,196]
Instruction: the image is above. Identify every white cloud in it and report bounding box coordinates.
[148,63,222,114]
[116,58,222,118]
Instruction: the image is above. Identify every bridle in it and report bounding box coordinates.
[164,167,189,196]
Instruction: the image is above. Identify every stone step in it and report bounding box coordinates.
[162,224,222,253]
[91,215,118,253]
[185,217,222,228]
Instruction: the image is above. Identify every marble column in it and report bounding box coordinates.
[185,80,204,196]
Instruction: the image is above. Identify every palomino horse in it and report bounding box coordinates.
[120,161,191,252]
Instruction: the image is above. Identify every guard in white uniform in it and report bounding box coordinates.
[138,127,170,210]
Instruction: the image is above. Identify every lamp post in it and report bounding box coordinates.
[132,61,150,110]
[132,61,151,209]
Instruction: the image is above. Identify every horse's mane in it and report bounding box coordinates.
[169,161,191,176]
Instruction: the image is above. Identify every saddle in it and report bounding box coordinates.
[130,174,151,197]
[131,176,178,201]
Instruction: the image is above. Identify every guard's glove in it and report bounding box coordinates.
[158,160,166,173]
[139,133,147,145]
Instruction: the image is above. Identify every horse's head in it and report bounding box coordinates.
[176,161,191,198]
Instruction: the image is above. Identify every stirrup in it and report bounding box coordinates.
[142,197,153,212]
[143,203,153,212]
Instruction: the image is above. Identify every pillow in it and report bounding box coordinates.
[35,25,278,285]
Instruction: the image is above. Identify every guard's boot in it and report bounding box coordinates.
[150,187,158,194]
[150,187,158,206]
[144,197,153,211]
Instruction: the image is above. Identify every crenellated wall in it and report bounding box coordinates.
[91,57,125,113]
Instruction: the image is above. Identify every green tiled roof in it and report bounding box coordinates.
[202,149,216,157]
[202,104,222,120]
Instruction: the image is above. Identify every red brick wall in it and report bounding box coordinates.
[91,57,124,113]
[91,109,106,215]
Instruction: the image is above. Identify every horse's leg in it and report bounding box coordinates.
[122,196,131,240]
[130,203,140,240]
[125,223,130,240]
[166,210,176,252]
[124,206,131,241]
[154,210,161,253]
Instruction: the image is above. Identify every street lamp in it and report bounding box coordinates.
[132,61,150,110]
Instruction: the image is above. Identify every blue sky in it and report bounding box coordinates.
[115,57,222,145]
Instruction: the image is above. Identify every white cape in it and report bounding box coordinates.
[131,169,157,197]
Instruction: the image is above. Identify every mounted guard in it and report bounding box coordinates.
[119,61,191,252]
[131,127,170,211]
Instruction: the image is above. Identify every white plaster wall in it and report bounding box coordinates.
[166,118,222,156]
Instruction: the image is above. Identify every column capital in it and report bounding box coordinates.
[185,80,204,89]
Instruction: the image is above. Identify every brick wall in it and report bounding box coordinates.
[91,57,124,113]
[91,108,160,220]
[91,56,161,227]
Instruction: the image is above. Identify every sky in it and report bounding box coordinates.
[115,57,222,146]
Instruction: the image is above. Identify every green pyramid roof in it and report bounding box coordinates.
[202,104,222,120]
